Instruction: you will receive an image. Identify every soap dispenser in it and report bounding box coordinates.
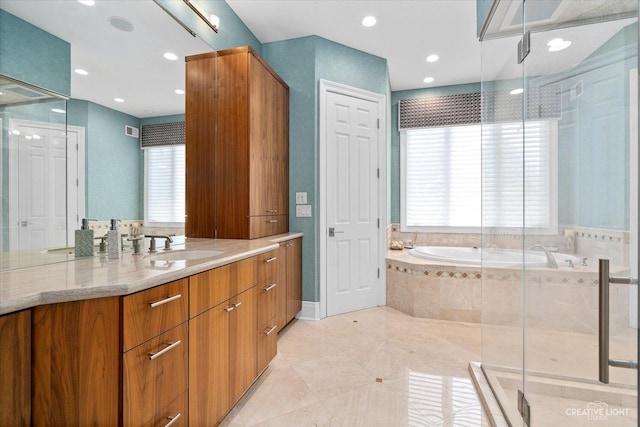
[107,219,120,259]
[74,219,94,257]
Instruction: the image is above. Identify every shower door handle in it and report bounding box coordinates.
[598,259,638,384]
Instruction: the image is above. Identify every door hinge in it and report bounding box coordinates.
[377,268,380,278]
[518,390,531,426]
[377,168,380,178]
[517,31,531,64]
[377,218,380,228]
[76,178,79,186]
[377,118,380,129]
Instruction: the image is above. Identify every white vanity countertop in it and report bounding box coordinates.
[0,233,303,316]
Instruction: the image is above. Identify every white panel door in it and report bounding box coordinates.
[326,91,380,316]
[9,120,83,251]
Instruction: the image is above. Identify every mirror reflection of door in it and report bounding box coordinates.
[8,119,84,251]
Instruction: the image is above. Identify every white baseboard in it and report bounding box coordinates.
[296,301,320,321]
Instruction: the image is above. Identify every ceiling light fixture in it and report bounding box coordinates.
[426,54,439,63]
[77,0,95,6]
[423,77,435,84]
[108,16,135,32]
[175,89,185,95]
[183,0,219,33]
[510,88,524,95]
[164,52,179,61]
[362,16,377,27]
[114,98,124,103]
[74,68,89,76]
[547,38,572,52]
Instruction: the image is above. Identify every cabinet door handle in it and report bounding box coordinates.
[149,294,182,308]
[264,256,277,263]
[224,305,235,312]
[149,340,181,360]
[233,302,242,308]
[164,413,182,427]
[263,283,278,292]
[264,325,277,336]
[266,209,278,213]
[266,219,278,223]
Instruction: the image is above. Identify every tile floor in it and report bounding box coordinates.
[220,306,490,426]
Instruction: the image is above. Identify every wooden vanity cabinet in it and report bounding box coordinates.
[185,46,289,239]
[0,310,31,426]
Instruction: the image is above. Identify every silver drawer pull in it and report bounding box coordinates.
[224,305,235,312]
[266,219,278,223]
[165,412,181,427]
[264,256,277,263]
[233,302,242,308]
[149,340,181,360]
[266,209,278,213]
[149,294,182,308]
[264,325,277,336]
[263,283,277,292]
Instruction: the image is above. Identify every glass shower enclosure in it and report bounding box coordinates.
[480,0,638,425]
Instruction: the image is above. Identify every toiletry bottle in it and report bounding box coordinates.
[74,218,94,257]
[107,219,120,259]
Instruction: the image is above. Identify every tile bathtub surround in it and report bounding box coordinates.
[220,306,489,427]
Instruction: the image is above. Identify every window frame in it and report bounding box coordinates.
[143,144,186,227]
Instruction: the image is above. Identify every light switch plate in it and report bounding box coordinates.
[296,205,312,217]
[295,192,307,205]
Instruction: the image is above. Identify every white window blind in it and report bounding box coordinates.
[144,145,185,225]
[401,120,557,232]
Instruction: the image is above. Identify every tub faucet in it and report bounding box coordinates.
[527,244,558,269]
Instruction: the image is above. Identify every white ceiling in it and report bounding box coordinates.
[226,0,483,91]
[0,0,635,118]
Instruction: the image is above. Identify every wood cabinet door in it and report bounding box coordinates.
[0,310,30,426]
[286,238,303,323]
[32,298,120,426]
[229,286,257,404]
[189,304,230,426]
[122,323,188,427]
[276,243,288,331]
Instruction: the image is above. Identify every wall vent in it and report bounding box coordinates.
[570,80,583,102]
[125,125,139,138]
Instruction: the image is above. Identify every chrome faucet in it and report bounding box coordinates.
[527,244,558,269]
[146,234,174,253]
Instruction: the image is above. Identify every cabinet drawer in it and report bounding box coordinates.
[122,323,188,426]
[256,280,278,327]
[256,249,279,282]
[249,214,288,239]
[122,279,189,351]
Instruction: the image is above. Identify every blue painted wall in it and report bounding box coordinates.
[67,100,143,220]
[0,9,70,96]
[263,35,390,302]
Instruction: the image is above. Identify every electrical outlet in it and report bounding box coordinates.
[295,192,307,205]
[296,205,312,217]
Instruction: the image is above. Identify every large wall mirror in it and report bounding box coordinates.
[0,0,214,270]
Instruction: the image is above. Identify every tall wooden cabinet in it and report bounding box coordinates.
[186,46,289,239]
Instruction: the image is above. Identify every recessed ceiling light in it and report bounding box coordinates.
[32,135,41,139]
[11,130,20,135]
[423,77,435,83]
[114,98,124,103]
[51,108,66,114]
[547,38,571,52]
[362,16,377,27]
[426,54,439,63]
[77,0,95,6]
[510,88,524,95]
[74,68,89,76]
[108,16,135,32]
[175,89,185,95]
[164,52,179,61]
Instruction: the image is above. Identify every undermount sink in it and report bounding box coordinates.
[148,249,224,261]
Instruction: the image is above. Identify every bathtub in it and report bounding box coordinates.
[409,246,581,268]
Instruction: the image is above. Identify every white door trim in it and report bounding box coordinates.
[319,79,387,319]
[8,119,85,250]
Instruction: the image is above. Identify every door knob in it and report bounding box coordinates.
[328,227,344,237]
